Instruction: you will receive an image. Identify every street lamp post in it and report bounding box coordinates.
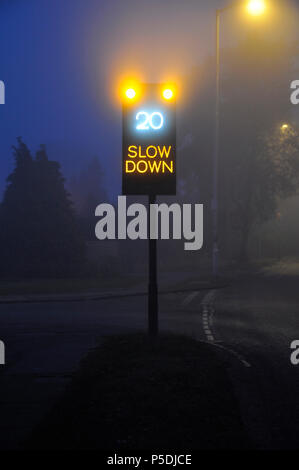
[212,3,235,277]
[212,7,221,278]
[212,0,266,276]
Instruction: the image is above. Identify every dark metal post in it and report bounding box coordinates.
[148,194,158,337]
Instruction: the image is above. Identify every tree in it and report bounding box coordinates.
[220,34,299,262]
[180,33,299,264]
[0,138,86,278]
[228,124,299,262]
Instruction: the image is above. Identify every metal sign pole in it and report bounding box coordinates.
[148,194,158,337]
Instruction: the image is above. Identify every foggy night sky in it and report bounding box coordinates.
[0,0,231,198]
[0,0,298,199]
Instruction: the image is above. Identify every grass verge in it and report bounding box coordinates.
[26,334,251,450]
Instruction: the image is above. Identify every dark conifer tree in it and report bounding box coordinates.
[0,138,86,277]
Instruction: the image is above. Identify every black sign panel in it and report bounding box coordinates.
[122,83,176,195]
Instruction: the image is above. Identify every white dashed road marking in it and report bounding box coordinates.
[199,290,251,368]
[200,291,216,342]
[181,291,199,307]
[211,342,251,368]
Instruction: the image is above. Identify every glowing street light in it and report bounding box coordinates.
[247,0,266,16]
[281,123,289,132]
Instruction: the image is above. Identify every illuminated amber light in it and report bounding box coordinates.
[163,89,174,100]
[281,123,289,131]
[125,88,136,99]
[247,0,266,16]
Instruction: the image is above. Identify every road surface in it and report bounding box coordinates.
[0,274,299,449]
